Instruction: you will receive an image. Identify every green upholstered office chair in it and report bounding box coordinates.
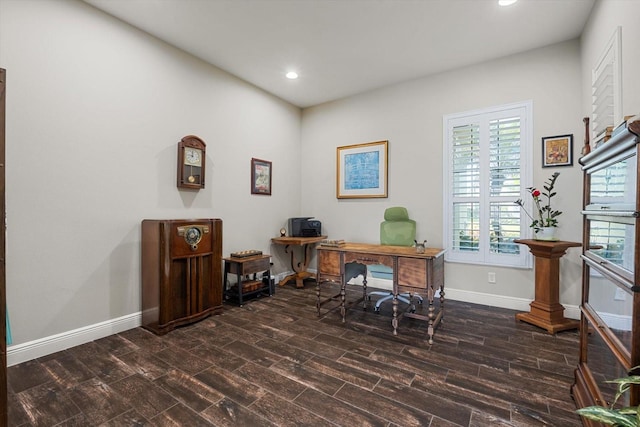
[380,206,416,246]
[368,207,423,311]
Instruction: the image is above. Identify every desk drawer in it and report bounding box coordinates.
[318,250,341,276]
[344,252,393,268]
[398,257,427,290]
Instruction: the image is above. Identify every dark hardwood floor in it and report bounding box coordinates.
[7,282,583,426]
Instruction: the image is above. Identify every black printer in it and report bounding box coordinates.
[288,217,322,237]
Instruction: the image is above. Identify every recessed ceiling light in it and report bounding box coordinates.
[498,0,518,6]
[285,71,298,79]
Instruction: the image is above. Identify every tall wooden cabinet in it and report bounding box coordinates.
[572,117,640,421]
[141,219,223,335]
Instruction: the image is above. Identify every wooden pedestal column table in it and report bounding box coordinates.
[513,239,581,334]
[271,235,327,288]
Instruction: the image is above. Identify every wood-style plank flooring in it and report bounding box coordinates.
[7,282,583,426]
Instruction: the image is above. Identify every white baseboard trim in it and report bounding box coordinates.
[322,268,583,322]
[7,312,141,367]
[5,282,592,366]
[316,268,634,331]
[599,312,632,332]
[444,287,581,321]
[447,289,632,331]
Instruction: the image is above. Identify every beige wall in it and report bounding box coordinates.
[581,0,640,118]
[301,39,585,310]
[1,0,302,345]
[576,0,640,325]
[3,0,639,360]
[300,0,640,316]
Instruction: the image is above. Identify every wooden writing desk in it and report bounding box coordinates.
[514,239,581,333]
[316,243,445,344]
[271,235,327,288]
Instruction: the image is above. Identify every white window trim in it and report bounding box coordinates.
[591,26,622,141]
[442,100,533,268]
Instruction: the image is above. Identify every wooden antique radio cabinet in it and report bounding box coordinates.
[141,219,223,335]
[572,117,640,421]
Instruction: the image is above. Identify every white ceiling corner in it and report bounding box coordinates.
[82,0,595,108]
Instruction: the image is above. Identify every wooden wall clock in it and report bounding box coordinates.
[177,135,206,190]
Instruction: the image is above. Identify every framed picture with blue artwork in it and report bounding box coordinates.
[336,140,388,199]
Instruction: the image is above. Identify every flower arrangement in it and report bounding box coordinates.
[515,172,562,232]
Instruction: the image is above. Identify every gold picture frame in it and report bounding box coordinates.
[542,134,573,167]
[336,140,388,199]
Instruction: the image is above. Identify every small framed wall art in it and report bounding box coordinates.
[337,140,388,199]
[542,134,573,167]
[251,158,272,195]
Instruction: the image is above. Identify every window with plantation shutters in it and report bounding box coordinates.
[444,101,532,268]
[450,123,481,254]
[591,27,622,143]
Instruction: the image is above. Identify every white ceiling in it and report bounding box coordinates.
[83,0,595,108]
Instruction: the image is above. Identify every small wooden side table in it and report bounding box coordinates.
[223,254,272,306]
[514,239,581,334]
[271,235,327,288]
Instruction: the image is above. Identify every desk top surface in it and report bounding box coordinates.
[223,254,271,263]
[318,242,445,259]
[271,236,327,245]
[514,239,581,253]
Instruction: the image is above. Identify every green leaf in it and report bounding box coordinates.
[608,376,640,386]
[606,376,640,406]
[617,406,639,416]
[576,406,638,427]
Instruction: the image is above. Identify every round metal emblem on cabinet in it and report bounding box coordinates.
[184,227,202,246]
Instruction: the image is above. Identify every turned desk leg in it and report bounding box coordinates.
[392,294,399,335]
[362,278,368,310]
[340,281,346,323]
[316,280,321,316]
[427,284,436,345]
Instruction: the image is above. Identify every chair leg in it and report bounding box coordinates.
[374,294,392,311]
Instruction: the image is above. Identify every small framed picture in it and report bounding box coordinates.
[251,158,272,195]
[542,134,573,167]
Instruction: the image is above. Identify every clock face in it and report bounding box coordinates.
[184,147,202,166]
[177,136,206,190]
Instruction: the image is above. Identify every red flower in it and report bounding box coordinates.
[514,172,562,231]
